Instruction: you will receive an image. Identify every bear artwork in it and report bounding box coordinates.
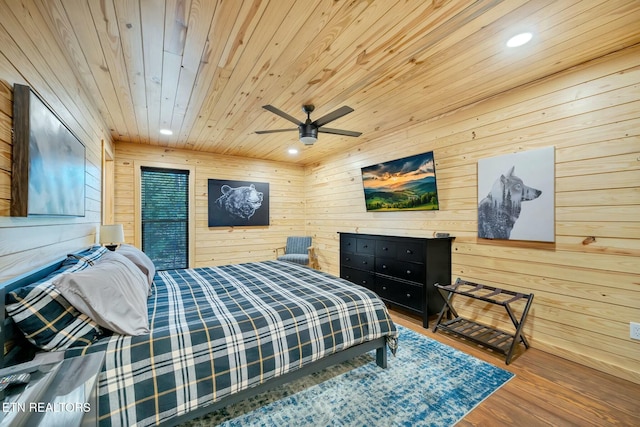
[215,184,264,220]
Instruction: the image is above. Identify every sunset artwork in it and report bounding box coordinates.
[361,151,439,212]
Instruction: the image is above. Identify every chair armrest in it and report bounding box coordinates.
[307,246,319,269]
[275,246,286,257]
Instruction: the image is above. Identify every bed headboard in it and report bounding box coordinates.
[0,257,66,367]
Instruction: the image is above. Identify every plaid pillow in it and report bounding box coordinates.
[6,260,104,351]
[63,245,108,268]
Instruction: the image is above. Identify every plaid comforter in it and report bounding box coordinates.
[65,260,398,426]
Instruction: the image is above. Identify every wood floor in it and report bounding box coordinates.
[389,309,640,427]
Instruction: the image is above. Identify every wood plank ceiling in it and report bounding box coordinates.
[19,0,640,164]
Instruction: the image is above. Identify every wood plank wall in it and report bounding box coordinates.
[0,3,113,282]
[114,143,306,267]
[304,45,640,384]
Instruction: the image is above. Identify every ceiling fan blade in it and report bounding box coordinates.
[255,128,298,134]
[262,105,302,125]
[313,106,354,127]
[318,127,362,137]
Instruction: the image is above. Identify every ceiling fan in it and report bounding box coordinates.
[255,104,362,145]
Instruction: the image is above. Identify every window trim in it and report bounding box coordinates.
[101,139,115,225]
[134,160,196,268]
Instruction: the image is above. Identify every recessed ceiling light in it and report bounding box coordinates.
[288,148,299,155]
[159,129,173,135]
[506,32,533,48]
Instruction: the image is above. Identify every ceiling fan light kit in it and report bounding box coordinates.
[299,125,318,145]
[256,104,361,145]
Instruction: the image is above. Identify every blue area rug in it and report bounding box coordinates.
[184,325,514,426]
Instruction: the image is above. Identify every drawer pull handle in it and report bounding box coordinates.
[382,264,387,269]
[406,249,413,254]
[406,293,411,298]
[345,275,351,279]
[383,247,388,251]
[406,270,412,275]
[362,280,368,285]
[363,244,368,248]
[362,261,368,265]
[345,257,351,261]
[382,286,387,291]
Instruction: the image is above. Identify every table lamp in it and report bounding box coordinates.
[100,224,124,251]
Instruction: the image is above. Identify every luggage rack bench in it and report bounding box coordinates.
[432,278,534,364]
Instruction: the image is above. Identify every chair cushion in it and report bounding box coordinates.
[285,236,312,255]
[278,254,310,265]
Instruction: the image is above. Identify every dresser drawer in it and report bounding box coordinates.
[340,252,374,270]
[397,241,425,263]
[375,240,397,258]
[340,235,357,253]
[377,277,422,312]
[356,238,375,255]
[341,267,375,289]
[375,257,425,283]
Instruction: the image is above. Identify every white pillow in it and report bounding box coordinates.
[117,244,156,290]
[54,251,150,336]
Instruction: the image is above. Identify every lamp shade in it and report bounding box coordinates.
[100,224,125,245]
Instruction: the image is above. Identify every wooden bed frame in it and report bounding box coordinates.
[0,258,390,426]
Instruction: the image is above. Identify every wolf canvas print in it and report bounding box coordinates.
[477,147,554,242]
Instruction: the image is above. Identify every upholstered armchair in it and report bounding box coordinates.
[276,236,319,269]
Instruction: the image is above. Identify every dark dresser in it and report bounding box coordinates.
[339,232,453,328]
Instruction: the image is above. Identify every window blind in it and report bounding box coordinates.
[140,167,189,270]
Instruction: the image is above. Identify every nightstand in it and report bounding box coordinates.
[0,351,105,427]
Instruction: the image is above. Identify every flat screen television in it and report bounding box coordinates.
[361,151,439,212]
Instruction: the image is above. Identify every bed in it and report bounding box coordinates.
[1,245,398,426]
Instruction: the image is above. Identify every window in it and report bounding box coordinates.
[140,167,189,270]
